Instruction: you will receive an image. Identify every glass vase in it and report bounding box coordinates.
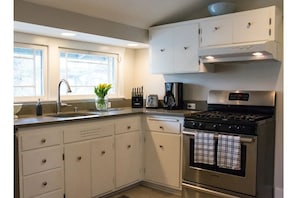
[95,95,108,111]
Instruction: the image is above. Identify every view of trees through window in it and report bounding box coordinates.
[13,47,44,97]
[13,43,117,101]
[60,50,116,96]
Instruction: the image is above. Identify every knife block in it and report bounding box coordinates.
[132,96,143,108]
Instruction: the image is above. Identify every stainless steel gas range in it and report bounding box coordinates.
[182,90,276,198]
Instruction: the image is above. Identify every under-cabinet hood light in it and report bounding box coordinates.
[198,41,281,63]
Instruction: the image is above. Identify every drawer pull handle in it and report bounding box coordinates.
[101,151,106,155]
[77,156,82,161]
[247,22,252,28]
[127,126,131,130]
[127,145,131,149]
[42,181,47,186]
[41,138,46,144]
[41,159,47,164]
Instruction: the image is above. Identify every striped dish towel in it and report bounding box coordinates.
[194,132,215,165]
[217,134,241,170]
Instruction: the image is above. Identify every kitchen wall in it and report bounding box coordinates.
[134,48,283,197]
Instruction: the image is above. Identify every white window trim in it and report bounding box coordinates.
[58,47,120,100]
[14,42,48,103]
[14,32,126,103]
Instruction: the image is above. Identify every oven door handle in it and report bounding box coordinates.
[182,182,240,198]
[182,131,254,143]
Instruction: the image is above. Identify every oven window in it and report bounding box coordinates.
[189,139,246,176]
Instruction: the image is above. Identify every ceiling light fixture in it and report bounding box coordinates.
[127,43,139,47]
[61,32,76,37]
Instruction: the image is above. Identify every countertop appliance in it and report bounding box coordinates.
[146,94,158,108]
[164,82,183,110]
[131,86,143,108]
[182,90,275,198]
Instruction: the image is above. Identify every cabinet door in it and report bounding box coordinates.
[144,132,181,188]
[200,18,232,47]
[115,132,141,188]
[173,24,199,73]
[149,27,174,74]
[233,8,272,43]
[64,142,91,198]
[91,136,114,196]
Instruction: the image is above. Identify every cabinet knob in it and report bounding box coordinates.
[127,145,131,149]
[159,145,164,149]
[77,156,82,161]
[214,26,219,31]
[41,159,47,164]
[184,47,189,50]
[42,181,47,186]
[247,22,252,28]
[41,138,46,144]
[127,126,131,130]
[159,126,164,130]
[101,150,106,155]
[160,49,165,52]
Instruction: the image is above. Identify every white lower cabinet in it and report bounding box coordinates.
[144,116,182,190]
[115,131,142,188]
[16,114,183,197]
[91,136,115,196]
[16,125,64,198]
[64,141,91,198]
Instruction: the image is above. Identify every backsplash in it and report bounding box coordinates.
[15,99,206,116]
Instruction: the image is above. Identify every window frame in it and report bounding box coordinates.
[13,42,48,103]
[58,47,119,100]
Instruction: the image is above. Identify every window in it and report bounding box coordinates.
[59,49,117,97]
[13,44,47,101]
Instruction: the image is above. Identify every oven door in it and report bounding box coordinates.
[182,129,257,197]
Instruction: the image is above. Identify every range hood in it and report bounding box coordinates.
[198,41,281,64]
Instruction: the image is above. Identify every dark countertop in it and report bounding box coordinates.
[14,107,198,128]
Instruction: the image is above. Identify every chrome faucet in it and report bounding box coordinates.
[57,79,72,114]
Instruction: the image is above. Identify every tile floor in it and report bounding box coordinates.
[108,185,181,198]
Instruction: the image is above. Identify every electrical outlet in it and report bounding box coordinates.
[187,103,196,110]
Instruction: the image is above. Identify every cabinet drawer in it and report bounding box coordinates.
[34,189,63,198]
[23,169,63,198]
[64,120,114,143]
[146,117,181,134]
[22,147,62,176]
[115,116,140,134]
[21,128,62,151]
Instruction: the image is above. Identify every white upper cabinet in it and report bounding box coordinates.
[149,22,212,74]
[173,24,200,73]
[233,7,276,43]
[199,6,279,47]
[149,27,174,74]
[200,17,233,47]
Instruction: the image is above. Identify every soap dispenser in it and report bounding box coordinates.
[36,98,42,116]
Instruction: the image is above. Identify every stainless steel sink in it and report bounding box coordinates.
[48,112,96,118]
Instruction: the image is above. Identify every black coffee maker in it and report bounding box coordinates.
[164,82,183,110]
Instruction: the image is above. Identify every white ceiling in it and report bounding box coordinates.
[23,0,212,29]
